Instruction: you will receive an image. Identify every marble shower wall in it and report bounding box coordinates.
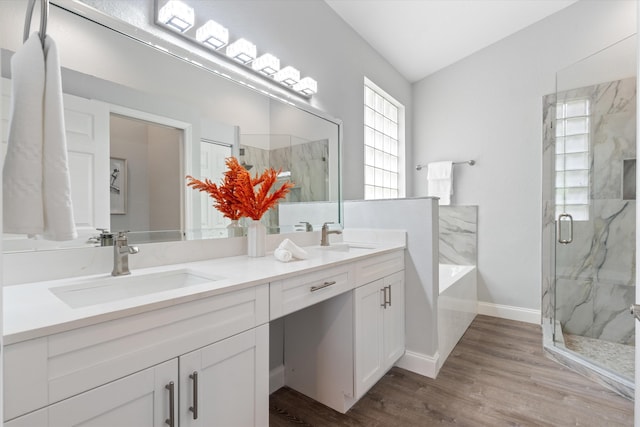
[542,77,636,345]
[241,138,328,231]
[270,139,328,203]
[439,206,478,266]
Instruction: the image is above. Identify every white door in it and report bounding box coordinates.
[199,140,233,231]
[5,359,178,427]
[179,325,269,427]
[354,279,385,398]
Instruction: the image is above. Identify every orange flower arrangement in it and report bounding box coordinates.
[186,157,294,221]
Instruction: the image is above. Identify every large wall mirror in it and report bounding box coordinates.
[0,0,342,252]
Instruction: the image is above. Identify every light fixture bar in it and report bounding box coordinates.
[293,77,318,95]
[158,0,194,33]
[252,53,280,76]
[196,20,229,50]
[226,38,257,64]
[154,2,318,96]
[273,66,300,86]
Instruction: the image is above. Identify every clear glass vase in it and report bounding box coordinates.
[227,219,244,238]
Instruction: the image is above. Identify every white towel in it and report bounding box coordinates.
[274,248,293,263]
[3,34,45,235]
[3,34,77,240]
[426,161,453,205]
[277,238,309,260]
[42,36,76,240]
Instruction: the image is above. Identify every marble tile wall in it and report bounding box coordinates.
[241,138,329,231]
[439,206,478,266]
[542,77,636,345]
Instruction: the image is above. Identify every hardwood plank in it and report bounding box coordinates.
[270,315,633,426]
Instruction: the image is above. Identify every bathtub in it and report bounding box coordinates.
[437,264,477,373]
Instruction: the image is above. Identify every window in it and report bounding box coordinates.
[364,78,404,199]
[555,99,590,221]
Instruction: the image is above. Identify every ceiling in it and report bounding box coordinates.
[325,0,579,82]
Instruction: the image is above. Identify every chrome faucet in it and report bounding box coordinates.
[112,231,139,276]
[320,222,342,246]
[298,221,313,232]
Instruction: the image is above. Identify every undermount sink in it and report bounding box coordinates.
[317,242,377,252]
[50,269,223,308]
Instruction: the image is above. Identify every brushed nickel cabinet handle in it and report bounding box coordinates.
[189,371,199,419]
[380,288,387,308]
[165,381,175,427]
[387,285,392,307]
[310,280,337,292]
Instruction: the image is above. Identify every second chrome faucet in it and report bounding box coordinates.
[320,222,342,246]
[112,231,139,276]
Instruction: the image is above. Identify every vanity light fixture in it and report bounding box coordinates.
[154,2,318,97]
[196,19,229,50]
[293,77,318,96]
[273,66,300,86]
[226,38,257,64]
[252,53,280,76]
[158,0,194,33]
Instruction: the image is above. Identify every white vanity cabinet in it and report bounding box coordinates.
[6,358,179,427]
[6,326,268,427]
[354,270,405,399]
[282,250,405,414]
[4,284,270,426]
[179,325,268,427]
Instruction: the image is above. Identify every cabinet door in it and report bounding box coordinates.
[383,271,405,370]
[354,279,385,399]
[179,324,269,427]
[11,359,178,427]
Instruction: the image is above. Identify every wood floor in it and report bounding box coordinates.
[269,315,633,426]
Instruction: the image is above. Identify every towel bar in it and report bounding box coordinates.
[23,0,49,47]
[416,160,475,171]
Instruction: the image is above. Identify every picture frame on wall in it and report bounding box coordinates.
[110,157,127,214]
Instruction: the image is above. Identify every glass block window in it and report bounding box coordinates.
[364,79,403,199]
[555,99,590,221]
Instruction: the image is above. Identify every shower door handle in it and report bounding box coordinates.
[630,304,640,322]
[557,213,573,244]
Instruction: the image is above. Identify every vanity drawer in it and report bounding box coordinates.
[3,284,269,421]
[354,250,405,287]
[270,264,355,319]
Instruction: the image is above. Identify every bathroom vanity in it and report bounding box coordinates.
[3,240,405,426]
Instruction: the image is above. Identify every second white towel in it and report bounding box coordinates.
[274,238,309,262]
[426,161,453,205]
[3,33,77,240]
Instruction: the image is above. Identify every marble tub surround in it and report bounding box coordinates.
[439,206,478,265]
[541,76,636,344]
[4,230,406,344]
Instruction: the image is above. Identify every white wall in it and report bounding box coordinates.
[412,0,637,312]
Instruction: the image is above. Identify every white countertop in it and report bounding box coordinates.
[4,241,405,345]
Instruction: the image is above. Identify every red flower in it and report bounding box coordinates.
[186,157,294,221]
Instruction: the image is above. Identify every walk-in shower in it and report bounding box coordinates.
[542,34,637,398]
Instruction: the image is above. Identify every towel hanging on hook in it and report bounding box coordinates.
[23,0,49,47]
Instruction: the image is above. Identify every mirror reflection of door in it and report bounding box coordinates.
[109,114,183,242]
[200,139,233,235]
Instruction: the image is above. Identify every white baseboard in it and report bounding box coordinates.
[395,350,439,379]
[477,301,540,324]
[269,365,285,394]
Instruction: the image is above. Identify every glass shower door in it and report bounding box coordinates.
[552,35,637,382]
